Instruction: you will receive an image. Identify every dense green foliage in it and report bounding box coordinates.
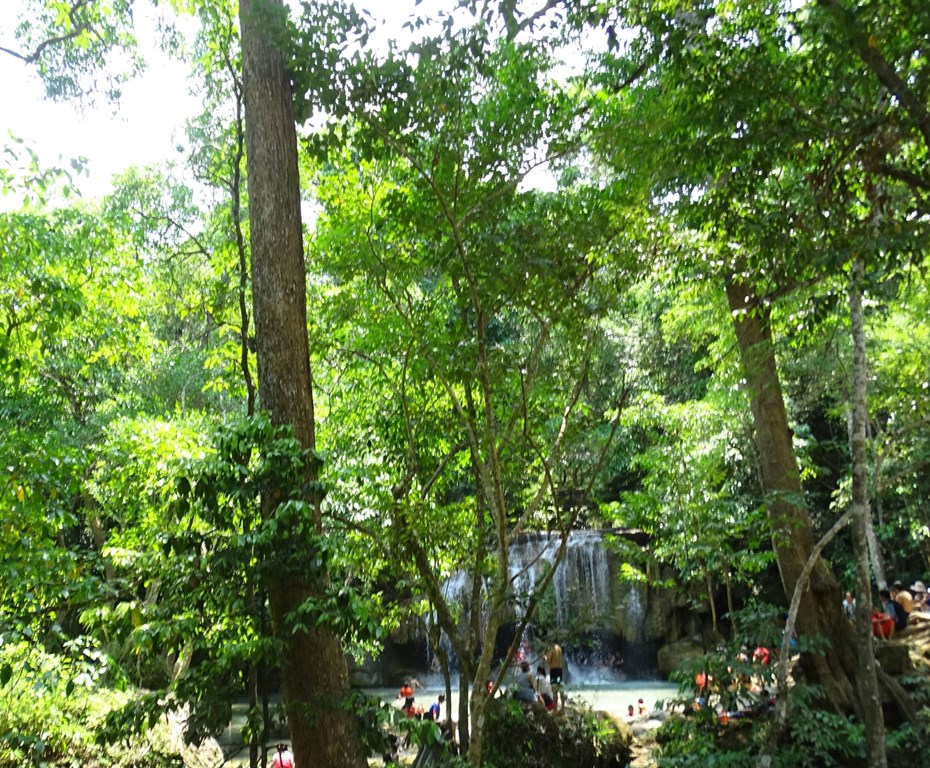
[1,0,929,766]
[482,696,632,768]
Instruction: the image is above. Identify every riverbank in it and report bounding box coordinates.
[216,679,678,766]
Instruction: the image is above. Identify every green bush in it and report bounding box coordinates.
[0,639,115,765]
[481,696,632,768]
[0,640,211,768]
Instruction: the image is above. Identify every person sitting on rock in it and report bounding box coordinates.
[382,734,399,765]
[535,665,556,711]
[872,605,896,639]
[892,581,914,616]
[881,587,908,631]
[910,580,929,612]
[842,591,856,620]
[512,662,538,703]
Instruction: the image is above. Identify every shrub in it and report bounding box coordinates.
[481,696,632,768]
[0,640,218,767]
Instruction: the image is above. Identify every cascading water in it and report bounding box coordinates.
[509,530,613,629]
[430,570,475,673]
[424,530,655,679]
[624,580,645,636]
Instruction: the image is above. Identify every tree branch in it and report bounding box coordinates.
[757,506,853,768]
[817,0,930,152]
[0,0,93,65]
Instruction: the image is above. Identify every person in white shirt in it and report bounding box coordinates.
[535,665,555,710]
[910,580,929,611]
[842,591,856,619]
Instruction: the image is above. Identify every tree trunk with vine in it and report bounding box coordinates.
[725,275,858,712]
[238,0,364,765]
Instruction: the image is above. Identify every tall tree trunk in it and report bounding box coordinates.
[238,1,364,766]
[725,571,736,634]
[231,74,262,768]
[467,559,507,768]
[847,412,887,586]
[457,667,471,756]
[866,515,886,587]
[724,274,858,711]
[848,255,887,767]
[705,567,718,635]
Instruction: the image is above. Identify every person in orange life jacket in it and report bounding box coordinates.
[693,670,715,710]
[397,678,422,716]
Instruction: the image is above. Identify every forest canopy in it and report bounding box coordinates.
[1,1,929,767]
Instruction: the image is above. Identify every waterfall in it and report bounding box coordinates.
[509,530,612,629]
[624,580,645,640]
[421,530,656,679]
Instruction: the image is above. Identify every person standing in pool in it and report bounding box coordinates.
[546,642,565,712]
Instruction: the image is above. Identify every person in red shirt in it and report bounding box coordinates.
[872,607,896,639]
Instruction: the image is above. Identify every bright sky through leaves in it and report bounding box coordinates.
[0,0,448,202]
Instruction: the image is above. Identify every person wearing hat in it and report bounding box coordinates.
[910,580,929,612]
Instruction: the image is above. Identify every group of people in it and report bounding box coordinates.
[849,579,930,640]
[396,678,451,723]
[392,679,456,757]
[510,643,565,712]
[391,641,567,746]
[397,678,423,717]
[626,698,648,719]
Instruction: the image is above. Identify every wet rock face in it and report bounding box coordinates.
[656,638,707,678]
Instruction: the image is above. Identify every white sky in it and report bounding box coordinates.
[0,3,201,200]
[0,0,452,203]
[0,0,570,210]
